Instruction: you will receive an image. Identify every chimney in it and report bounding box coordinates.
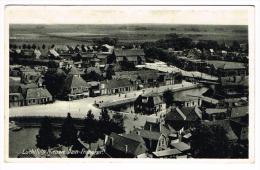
[125,145,128,153]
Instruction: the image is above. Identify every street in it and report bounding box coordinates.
[9,81,196,119]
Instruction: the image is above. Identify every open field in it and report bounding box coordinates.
[10,24,248,46]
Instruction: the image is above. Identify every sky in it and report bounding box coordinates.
[5,6,251,25]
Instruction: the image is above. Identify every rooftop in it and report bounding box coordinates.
[114,49,145,57]
[26,87,52,100]
[166,106,202,121]
[206,60,246,70]
[152,149,181,157]
[230,106,248,118]
[171,142,191,152]
[63,74,88,90]
[107,132,147,156]
[205,108,228,115]
[101,78,133,89]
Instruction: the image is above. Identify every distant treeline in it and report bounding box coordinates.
[141,33,247,63]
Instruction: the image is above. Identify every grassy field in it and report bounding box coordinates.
[9,24,248,46]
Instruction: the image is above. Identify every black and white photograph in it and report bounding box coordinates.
[5,5,254,160]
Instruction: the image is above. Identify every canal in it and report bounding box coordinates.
[8,86,208,158]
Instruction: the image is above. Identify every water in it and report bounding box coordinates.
[8,86,208,158]
[9,127,60,158]
[9,127,39,158]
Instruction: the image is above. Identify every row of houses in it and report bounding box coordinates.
[10,43,146,69]
[9,80,53,107]
[103,117,192,158]
[113,70,180,88]
[168,47,248,63]
[58,65,182,100]
[10,63,181,103]
[99,104,248,158]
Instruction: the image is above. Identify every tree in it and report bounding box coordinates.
[83,70,102,82]
[107,54,116,64]
[144,47,168,62]
[99,109,110,123]
[59,113,78,146]
[191,124,230,158]
[80,110,99,145]
[27,44,31,49]
[120,56,136,71]
[99,109,111,138]
[22,44,27,49]
[44,68,66,98]
[163,90,174,108]
[36,117,57,150]
[32,44,36,49]
[231,40,241,52]
[81,44,87,52]
[111,112,125,134]
[105,65,115,80]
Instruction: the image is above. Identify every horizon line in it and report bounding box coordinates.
[9,23,248,26]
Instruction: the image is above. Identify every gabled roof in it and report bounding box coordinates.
[137,129,161,141]
[101,78,133,89]
[181,107,202,120]
[122,133,146,144]
[137,72,159,80]
[63,75,88,90]
[137,93,164,106]
[160,124,172,137]
[114,49,145,57]
[144,119,160,132]
[166,107,202,122]
[68,66,80,75]
[166,107,186,121]
[26,88,52,100]
[107,132,147,156]
[20,83,38,95]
